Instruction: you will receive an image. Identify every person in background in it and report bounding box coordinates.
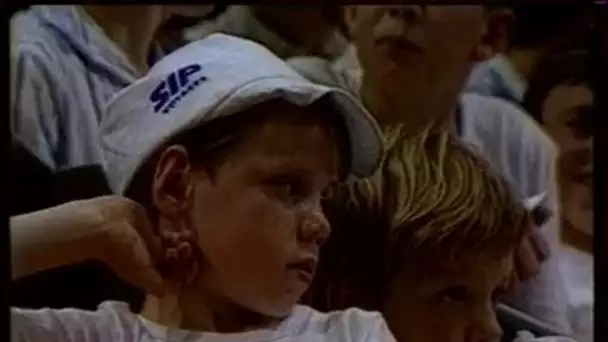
[523,51,593,242]
[149,6,218,63]
[288,5,571,333]
[11,5,167,170]
[11,34,392,342]
[308,128,571,342]
[466,5,591,105]
[184,5,348,60]
[523,51,593,342]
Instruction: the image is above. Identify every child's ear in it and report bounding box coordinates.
[151,145,203,285]
[151,145,195,219]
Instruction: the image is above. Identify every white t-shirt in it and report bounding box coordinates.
[11,301,395,342]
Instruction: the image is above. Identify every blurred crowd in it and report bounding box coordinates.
[9,5,595,342]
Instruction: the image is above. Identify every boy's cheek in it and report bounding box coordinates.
[383,282,473,342]
[385,303,468,342]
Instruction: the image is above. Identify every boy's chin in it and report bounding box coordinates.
[236,293,303,319]
[255,305,294,319]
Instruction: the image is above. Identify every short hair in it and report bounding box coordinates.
[508,5,590,49]
[523,51,591,124]
[309,128,528,310]
[125,96,351,216]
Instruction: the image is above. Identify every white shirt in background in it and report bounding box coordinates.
[458,93,570,332]
[558,246,593,342]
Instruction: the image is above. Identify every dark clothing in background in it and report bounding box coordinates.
[10,140,55,216]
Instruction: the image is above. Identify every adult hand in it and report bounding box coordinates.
[511,221,551,286]
[90,196,170,296]
[11,196,182,296]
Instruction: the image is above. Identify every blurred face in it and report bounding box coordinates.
[542,84,593,234]
[383,253,512,342]
[346,6,488,120]
[154,101,341,317]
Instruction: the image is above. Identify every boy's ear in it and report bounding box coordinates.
[151,145,196,219]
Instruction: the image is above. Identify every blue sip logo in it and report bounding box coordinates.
[150,64,208,114]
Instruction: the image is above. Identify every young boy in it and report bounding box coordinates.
[10,34,394,342]
[306,127,554,342]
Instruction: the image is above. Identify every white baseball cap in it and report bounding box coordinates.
[100,34,383,194]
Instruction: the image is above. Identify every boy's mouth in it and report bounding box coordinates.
[287,257,318,285]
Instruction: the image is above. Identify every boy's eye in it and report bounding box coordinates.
[565,107,592,138]
[438,285,469,303]
[268,177,309,204]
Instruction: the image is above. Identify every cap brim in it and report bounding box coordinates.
[209,76,383,178]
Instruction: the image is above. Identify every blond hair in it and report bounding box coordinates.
[309,127,528,309]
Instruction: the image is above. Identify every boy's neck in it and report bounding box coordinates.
[140,292,282,333]
[504,48,544,81]
[82,5,163,75]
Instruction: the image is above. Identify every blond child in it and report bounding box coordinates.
[308,127,538,342]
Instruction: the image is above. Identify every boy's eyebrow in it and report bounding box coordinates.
[250,158,338,182]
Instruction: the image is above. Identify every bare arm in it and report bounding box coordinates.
[10,200,104,280]
[10,196,167,296]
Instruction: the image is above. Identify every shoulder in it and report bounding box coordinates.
[12,6,82,80]
[460,93,557,158]
[291,305,395,342]
[13,7,61,58]
[288,57,340,85]
[460,93,557,197]
[465,60,499,95]
[11,301,140,342]
[12,12,64,83]
[287,55,359,95]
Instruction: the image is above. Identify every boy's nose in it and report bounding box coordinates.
[298,207,330,246]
